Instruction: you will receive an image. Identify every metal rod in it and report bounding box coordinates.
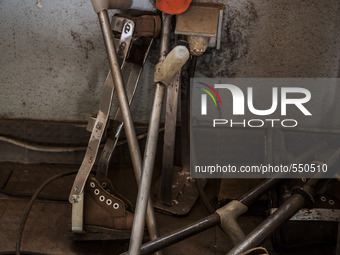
[161,72,180,205]
[238,141,327,206]
[227,194,306,255]
[159,14,172,61]
[228,146,340,255]
[121,213,221,255]
[97,10,161,254]
[127,13,172,255]
[123,142,328,254]
[128,84,166,255]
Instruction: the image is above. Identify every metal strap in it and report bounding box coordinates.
[69,20,134,203]
[161,72,180,205]
[96,37,153,178]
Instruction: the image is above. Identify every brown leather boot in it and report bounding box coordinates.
[96,177,134,212]
[239,247,269,255]
[84,176,134,230]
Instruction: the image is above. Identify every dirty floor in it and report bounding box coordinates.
[0,163,336,255]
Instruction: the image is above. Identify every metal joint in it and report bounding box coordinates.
[291,186,314,208]
[216,200,248,245]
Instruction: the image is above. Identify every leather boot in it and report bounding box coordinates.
[239,247,269,255]
[84,176,134,230]
[96,177,134,212]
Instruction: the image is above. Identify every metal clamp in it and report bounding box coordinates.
[216,200,248,245]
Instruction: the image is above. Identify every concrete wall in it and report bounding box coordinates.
[0,0,339,123]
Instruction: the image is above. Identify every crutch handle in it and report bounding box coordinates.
[154,45,189,85]
[91,0,131,13]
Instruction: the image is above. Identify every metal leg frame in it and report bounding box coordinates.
[128,14,190,254]
[119,142,329,254]
[95,7,161,254]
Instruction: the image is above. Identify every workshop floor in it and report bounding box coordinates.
[0,163,335,255]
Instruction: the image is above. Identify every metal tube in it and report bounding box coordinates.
[121,213,221,255]
[238,141,328,206]
[159,14,172,61]
[227,194,306,255]
[228,146,340,255]
[127,14,172,255]
[128,84,166,255]
[122,142,328,254]
[97,10,161,254]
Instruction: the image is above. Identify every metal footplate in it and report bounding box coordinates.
[70,13,155,234]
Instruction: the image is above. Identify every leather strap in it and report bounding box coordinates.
[115,13,161,38]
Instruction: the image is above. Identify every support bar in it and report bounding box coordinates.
[121,214,220,255]
[96,9,161,254]
[121,142,326,254]
[227,146,340,255]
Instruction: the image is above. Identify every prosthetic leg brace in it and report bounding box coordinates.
[69,0,162,250]
[127,14,190,254]
[154,2,224,215]
[120,142,329,254]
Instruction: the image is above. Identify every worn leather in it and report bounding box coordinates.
[84,176,134,230]
[97,177,134,212]
[115,13,161,38]
[239,247,269,255]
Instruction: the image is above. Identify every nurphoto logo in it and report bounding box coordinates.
[197,83,312,128]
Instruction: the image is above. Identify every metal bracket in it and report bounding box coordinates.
[96,36,153,179]
[216,200,248,245]
[72,193,84,232]
[70,16,135,233]
[69,19,134,203]
[270,208,340,221]
[175,3,224,52]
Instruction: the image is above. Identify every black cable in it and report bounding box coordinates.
[1,169,13,189]
[0,189,68,202]
[0,251,51,255]
[15,171,77,255]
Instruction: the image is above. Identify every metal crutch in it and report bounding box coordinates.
[83,0,162,252]
[128,13,190,255]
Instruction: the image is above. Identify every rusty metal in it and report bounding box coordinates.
[160,72,181,205]
[96,36,153,179]
[153,167,204,215]
[175,5,220,37]
[88,7,162,253]
[227,147,340,255]
[153,54,200,215]
[120,213,221,255]
[120,143,330,254]
[238,141,328,206]
[128,14,190,254]
[175,3,224,51]
[216,200,248,245]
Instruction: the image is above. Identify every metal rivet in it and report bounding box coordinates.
[94,189,100,195]
[90,182,95,188]
[113,203,119,209]
[102,182,107,188]
[99,195,105,202]
[320,196,326,202]
[329,200,334,205]
[106,199,112,205]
